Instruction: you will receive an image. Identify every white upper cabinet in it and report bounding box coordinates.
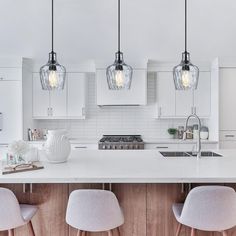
[33,73,50,118]
[32,73,86,119]
[220,68,236,130]
[0,80,22,143]
[175,90,193,117]
[0,68,22,81]
[96,69,147,106]
[156,71,211,118]
[50,83,67,117]
[67,73,86,118]
[156,72,175,117]
[194,71,211,117]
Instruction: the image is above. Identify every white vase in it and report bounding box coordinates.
[44,130,71,163]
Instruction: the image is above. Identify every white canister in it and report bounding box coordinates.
[44,130,71,163]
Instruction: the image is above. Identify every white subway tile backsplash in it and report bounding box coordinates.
[36,73,208,140]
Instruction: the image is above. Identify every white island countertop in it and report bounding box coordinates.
[1,149,236,183]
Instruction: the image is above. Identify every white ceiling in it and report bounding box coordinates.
[0,0,236,65]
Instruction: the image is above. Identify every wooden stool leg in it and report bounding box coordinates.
[175,223,182,236]
[77,230,83,236]
[117,227,121,236]
[8,229,14,236]
[222,231,228,236]
[108,230,113,236]
[28,221,36,236]
[191,228,196,236]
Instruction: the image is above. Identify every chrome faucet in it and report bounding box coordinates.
[183,113,202,159]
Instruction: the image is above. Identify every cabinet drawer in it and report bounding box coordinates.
[145,144,178,150]
[220,131,236,141]
[0,68,21,81]
[71,144,98,150]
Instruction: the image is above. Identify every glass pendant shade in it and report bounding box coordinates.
[40,52,66,90]
[173,52,199,90]
[106,52,133,90]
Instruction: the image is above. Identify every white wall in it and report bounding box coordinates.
[33,73,210,141]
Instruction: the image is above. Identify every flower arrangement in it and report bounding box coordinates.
[8,140,30,157]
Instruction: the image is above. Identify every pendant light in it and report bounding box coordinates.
[173,0,199,90]
[106,0,133,90]
[40,0,66,90]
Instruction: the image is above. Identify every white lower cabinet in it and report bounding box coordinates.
[219,131,236,149]
[156,71,211,118]
[71,143,98,150]
[32,73,86,119]
[145,142,217,151]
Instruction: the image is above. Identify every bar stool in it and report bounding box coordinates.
[172,186,236,236]
[0,187,38,236]
[66,189,124,235]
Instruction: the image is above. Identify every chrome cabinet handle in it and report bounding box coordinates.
[225,135,235,137]
[74,146,87,149]
[156,146,168,149]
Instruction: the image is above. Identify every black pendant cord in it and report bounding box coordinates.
[117,0,121,62]
[118,0,120,53]
[51,0,54,53]
[184,0,188,62]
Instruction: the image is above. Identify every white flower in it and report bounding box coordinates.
[9,140,30,156]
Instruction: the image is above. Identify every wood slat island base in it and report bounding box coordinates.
[0,183,235,236]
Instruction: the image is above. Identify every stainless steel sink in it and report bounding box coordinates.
[160,151,222,157]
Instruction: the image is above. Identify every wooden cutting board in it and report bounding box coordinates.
[2,162,44,175]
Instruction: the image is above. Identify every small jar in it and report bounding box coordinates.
[186,126,193,139]
[178,126,184,139]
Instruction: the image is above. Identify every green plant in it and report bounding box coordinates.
[168,128,177,136]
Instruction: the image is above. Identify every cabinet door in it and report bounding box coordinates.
[50,81,67,117]
[156,72,175,117]
[0,68,22,81]
[97,69,147,106]
[32,73,50,118]
[220,68,236,130]
[194,72,211,117]
[0,81,22,143]
[67,73,86,118]
[175,90,193,117]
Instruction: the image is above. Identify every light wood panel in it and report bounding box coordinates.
[147,184,187,236]
[113,184,147,236]
[29,184,68,236]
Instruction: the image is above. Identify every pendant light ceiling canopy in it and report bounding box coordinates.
[40,0,66,91]
[173,0,199,90]
[106,0,133,90]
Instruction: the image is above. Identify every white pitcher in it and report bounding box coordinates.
[44,130,71,163]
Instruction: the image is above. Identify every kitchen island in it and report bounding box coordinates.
[0,149,236,236]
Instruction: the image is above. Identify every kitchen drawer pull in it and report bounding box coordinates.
[156,146,169,149]
[225,135,235,138]
[74,146,87,149]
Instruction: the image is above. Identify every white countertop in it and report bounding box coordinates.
[0,149,236,184]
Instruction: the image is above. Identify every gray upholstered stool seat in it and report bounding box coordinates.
[0,188,38,236]
[66,189,124,236]
[173,186,236,236]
